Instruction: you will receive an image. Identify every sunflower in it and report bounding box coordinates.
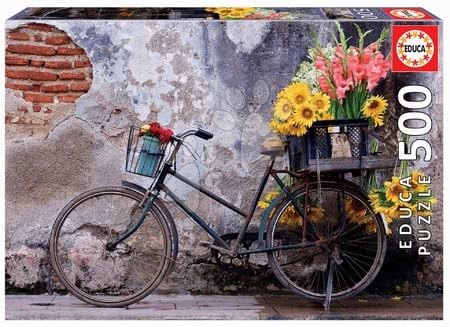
[307,206,324,223]
[276,89,287,100]
[209,7,256,19]
[388,202,417,219]
[292,102,317,127]
[410,170,428,193]
[371,113,385,127]
[285,82,311,108]
[273,98,293,122]
[319,111,335,121]
[258,191,281,210]
[226,8,256,18]
[283,117,307,136]
[345,197,368,224]
[310,92,331,113]
[269,119,284,134]
[384,176,410,203]
[280,205,303,226]
[362,95,388,122]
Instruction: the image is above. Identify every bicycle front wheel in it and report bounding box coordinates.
[266,181,387,301]
[50,186,176,307]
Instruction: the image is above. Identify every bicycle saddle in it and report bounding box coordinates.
[260,137,286,157]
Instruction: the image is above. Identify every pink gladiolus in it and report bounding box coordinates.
[336,86,348,100]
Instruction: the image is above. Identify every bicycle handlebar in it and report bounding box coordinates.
[176,128,214,141]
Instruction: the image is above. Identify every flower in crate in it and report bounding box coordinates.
[361,95,388,127]
[285,82,311,108]
[310,23,391,120]
[292,102,317,127]
[283,117,307,137]
[273,98,294,122]
[269,82,331,137]
[310,92,331,114]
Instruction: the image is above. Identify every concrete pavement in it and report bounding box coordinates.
[5,294,443,320]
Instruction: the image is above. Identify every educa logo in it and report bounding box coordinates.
[392,25,439,72]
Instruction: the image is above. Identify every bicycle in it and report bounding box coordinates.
[49,125,387,309]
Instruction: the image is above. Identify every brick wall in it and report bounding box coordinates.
[5,23,92,126]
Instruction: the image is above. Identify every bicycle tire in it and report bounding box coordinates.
[266,181,387,301]
[50,186,177,307]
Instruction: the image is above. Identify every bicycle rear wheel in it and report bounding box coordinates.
[50,186,177,307]
[266,181,386,301]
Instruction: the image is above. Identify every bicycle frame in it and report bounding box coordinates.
[107,138,325,255]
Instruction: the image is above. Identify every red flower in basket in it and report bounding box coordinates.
[140,122,173,143]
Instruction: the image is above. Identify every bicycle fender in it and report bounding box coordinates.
[257,192,287,247]
[121,180,147,194]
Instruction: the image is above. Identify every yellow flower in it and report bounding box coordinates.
[265,191,280,201]
[310,93,331,113]
[284,117,307,137]
[285,82,311,108]
[410,170,428,193]
[273,98,293,122]
[226,8,256,18]
[384,176,410,203]
[307,206,324,223]
[276,89,287,100]
[292,102,317,127]
[388,202,417,219]
[345,197,368,224]
[362,95,388,126]
[371,114,385,127]
[319,111,335,121]
[208,7,256,19]
[257,200,270,209]
[280,205,303,226]
[269,119,284,134]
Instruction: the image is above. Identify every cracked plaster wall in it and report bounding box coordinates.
[5,20,442,294]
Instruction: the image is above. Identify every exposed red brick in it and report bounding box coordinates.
[59,72,85,80]
[43,108,53,113]
[26,23,57,32]
[74,60,93,68]
[58,94,81,103]
[30,60,45,67]
[8,32,29,40]
[17,106,28,112]
[33,34,43,42]
[31,84,42,92]
[7,44,56,56]
[32,105,42,112]
[23,93,54,103]
[57,47,85,55]
[70,82,91,92]
[44,61,72,69]
[45,36,70,45]
[5,83,31,91]
[41,84,69,93]
[6,70,58,81]
[17,117,27,124]
[5,116,12,124]
[5,58,29,66]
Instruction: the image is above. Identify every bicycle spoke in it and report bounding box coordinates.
[50,188,172,306]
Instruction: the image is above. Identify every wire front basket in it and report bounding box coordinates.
[126,126,169,178]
